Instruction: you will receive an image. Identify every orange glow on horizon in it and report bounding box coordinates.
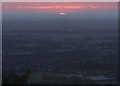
[25,6,82,9]
[2,2,117,13]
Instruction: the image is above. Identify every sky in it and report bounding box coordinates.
[1,0,119,2]
[2,2,117,12]
[2,2,118,20]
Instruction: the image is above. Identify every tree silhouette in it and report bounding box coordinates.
[2,70,31,85]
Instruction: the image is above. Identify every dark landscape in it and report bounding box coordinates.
[2,2,118,84]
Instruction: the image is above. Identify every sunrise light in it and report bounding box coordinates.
[59,12,66,16]
[2,2,117,13]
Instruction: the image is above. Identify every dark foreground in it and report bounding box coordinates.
[2,18,118,84]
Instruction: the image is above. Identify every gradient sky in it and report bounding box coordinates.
[2,0,119,2]
[2,2,117,13]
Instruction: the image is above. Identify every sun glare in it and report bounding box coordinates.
[59,12,66,16]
